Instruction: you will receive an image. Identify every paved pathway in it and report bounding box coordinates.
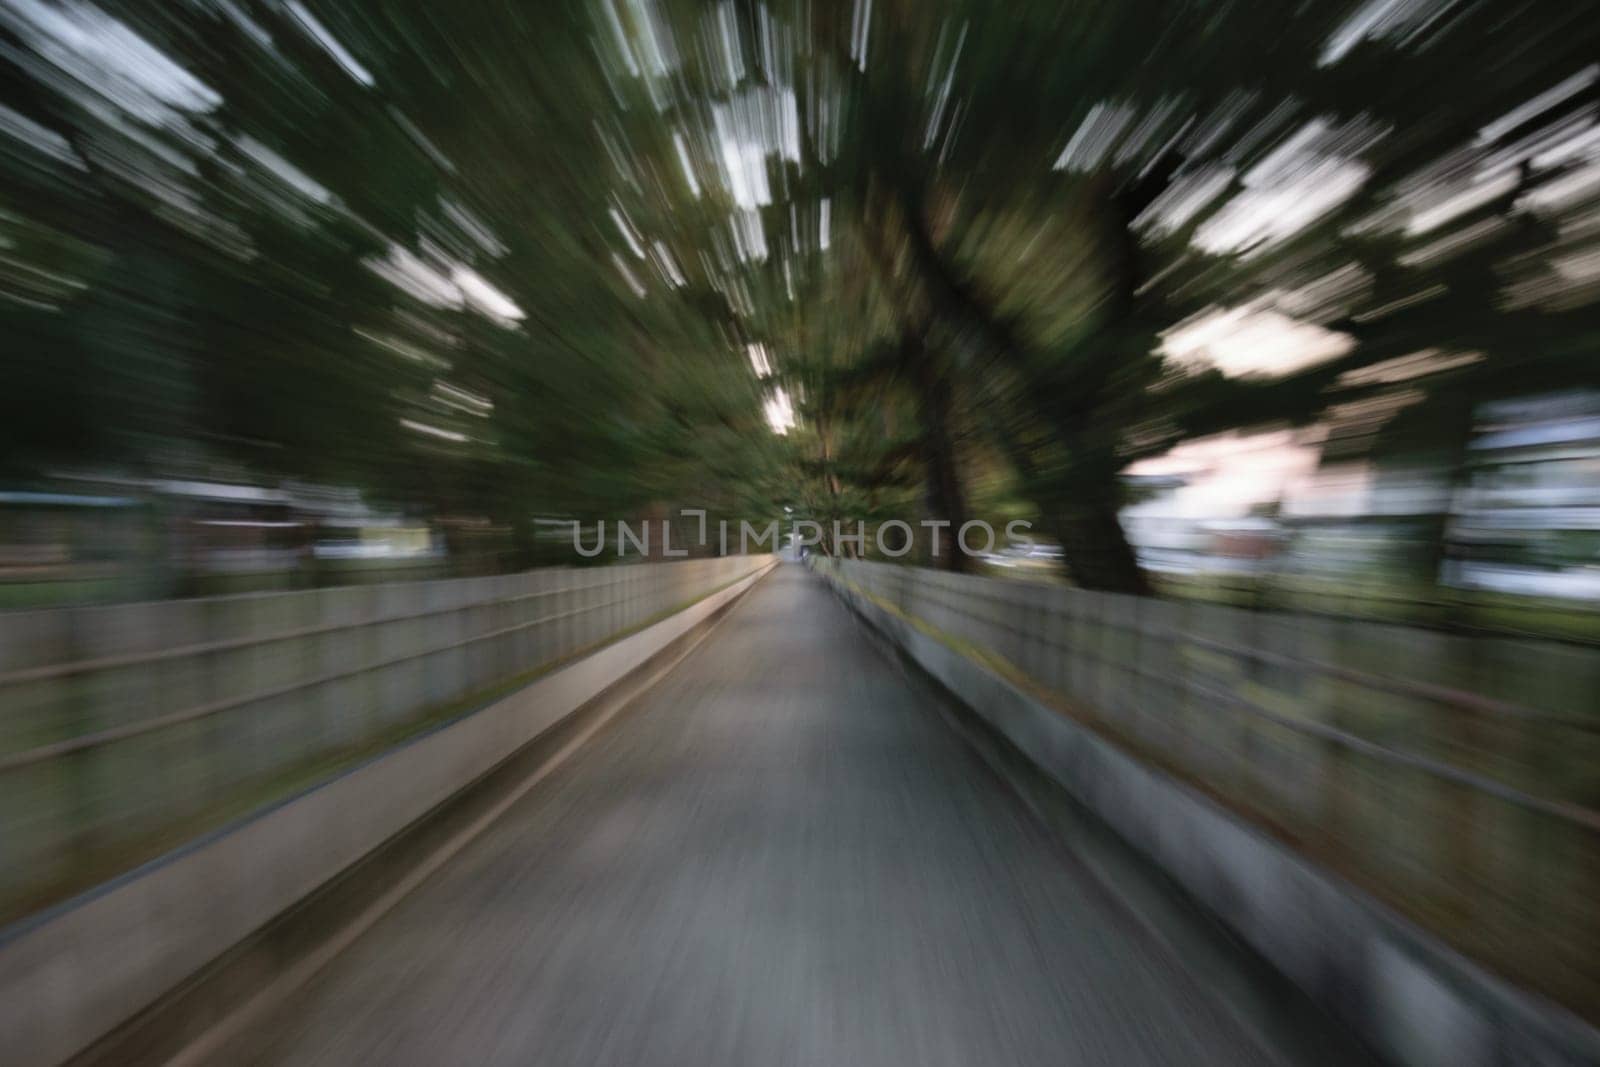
[226,564,1343,1066]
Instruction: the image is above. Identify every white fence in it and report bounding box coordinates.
[814,557,1600,1017]
[0,555,769,923]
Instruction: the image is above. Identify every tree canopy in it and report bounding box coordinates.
[3,0,1598,587]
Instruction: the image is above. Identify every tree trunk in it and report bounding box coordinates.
[1056,498,1150,594]
[887,181,1153,589]
[906,331,971,572]
[1410,391,1476,615]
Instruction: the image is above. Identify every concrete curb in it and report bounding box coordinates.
[818,567,1600,1067]
[0,559,777,1067]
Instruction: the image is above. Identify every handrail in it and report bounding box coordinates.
[827,558,1600,825]
[0,595,635,772]
[0,573,657,686]
[0,559,769,771]
[837,560,1597,730]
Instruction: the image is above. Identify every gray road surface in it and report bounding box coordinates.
[220,563,1353,1066]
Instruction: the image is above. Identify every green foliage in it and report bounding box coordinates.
[3,0,1598,588]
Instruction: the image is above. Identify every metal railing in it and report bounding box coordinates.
[816,557,1600,1013]
[0,555,771,924]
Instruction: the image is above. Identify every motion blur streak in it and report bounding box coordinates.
[1,0,1599,1064]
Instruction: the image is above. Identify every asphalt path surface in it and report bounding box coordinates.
[218,563,1354,1066]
